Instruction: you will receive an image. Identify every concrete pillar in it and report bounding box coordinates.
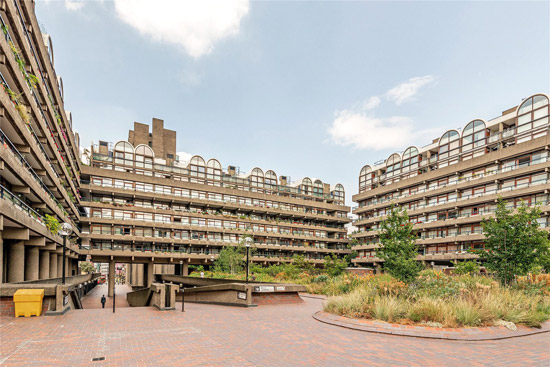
[24,246,39,281]
[108,261,115,297]
[38,249,50,280]
[0,234,3,283]
[375,263,382,275]
[183,262,189,276]
[57,254,63,277]
[137,264,144,287]
[146,262,154,287]
[7,242,25,283]
[65,256,69,279]
[49,253,58,278]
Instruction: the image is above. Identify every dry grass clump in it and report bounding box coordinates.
[324,271,550,328]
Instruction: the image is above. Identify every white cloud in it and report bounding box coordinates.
[329,110,413,150]
[114,0,250,58]
[177,151,193,164]
[328,75,439,150]
[385,75,435,105]
[65,0,85,11]
[363,96,381,110]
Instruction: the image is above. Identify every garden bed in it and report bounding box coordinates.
[322,271,550,329]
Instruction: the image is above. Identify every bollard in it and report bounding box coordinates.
[181,287,189,312]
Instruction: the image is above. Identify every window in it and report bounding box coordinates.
[359,165,373,192]
[439,130,460,163]
[462,120,486,154]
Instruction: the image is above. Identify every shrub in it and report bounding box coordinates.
[453,260,480,275]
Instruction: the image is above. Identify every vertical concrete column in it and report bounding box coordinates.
[183,262,189,276]
[25,246,39,281]
[108,261,115,297]
[137,264,144,287]
[57,254,63,277]
[38,249,50,280]
[7,242,25,283]
[0,233,3,283]
[375,263,382,275]
[127,264,132,285]
[65,257,69,279]
[146,262,154,287]
[49,253,58,278]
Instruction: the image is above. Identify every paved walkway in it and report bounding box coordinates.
[1,297,549,366]
[81,284,131,309]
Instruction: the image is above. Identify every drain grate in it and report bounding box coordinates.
[91,357,106,362]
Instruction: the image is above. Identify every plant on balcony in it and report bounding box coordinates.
[44,214,61,235]
[2,84,17,104]
[15,103,30,124]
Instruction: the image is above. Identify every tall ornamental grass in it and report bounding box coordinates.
[324,271,550,328]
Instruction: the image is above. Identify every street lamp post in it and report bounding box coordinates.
[244,237,253,283]
[58,223,73,285]
[179,260,183,276]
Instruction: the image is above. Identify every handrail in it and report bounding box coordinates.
[0,127,64,209]
[0,184,44,224]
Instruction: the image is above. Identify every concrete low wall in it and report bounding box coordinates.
[127,283,177,310]
[180,283,252,307]
[0,274,100,317]
[127,288,151,307]
[252,292,304,306]
[163,275,307,307]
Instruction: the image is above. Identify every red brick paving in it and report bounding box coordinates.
[314,311,550,341]
[81,284,131,309]
[0,297,549,366]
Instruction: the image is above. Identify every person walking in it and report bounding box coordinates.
[101,295,106,309]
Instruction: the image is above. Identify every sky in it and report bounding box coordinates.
[36,0,549,206]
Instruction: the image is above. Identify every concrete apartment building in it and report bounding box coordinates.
[79,119,351,288]
[1,1,83,283]
[351,93,550,270]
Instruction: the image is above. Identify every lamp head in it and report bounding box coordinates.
[58,222,73,236]
[244,237,253,247]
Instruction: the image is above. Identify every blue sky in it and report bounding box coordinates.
[37,0,549,205]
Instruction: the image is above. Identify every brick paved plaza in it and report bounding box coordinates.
[1,291,549,366]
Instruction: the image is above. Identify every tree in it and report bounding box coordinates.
[79,262,95,274]
[477,198,550,284]
[213,236,255,274]
[323,254,348,277]
[292,254,315,273]
[377,205,422,283]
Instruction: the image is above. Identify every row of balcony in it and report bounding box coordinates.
[362,124,548,192]
[81,180,351,222]
[356,155,548,210]
[355,178,548,225]
[93,152,338,202]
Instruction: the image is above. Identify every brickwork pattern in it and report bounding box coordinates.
[1,297,549,366]
[314,311,550,341]
[0,297,51,317]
